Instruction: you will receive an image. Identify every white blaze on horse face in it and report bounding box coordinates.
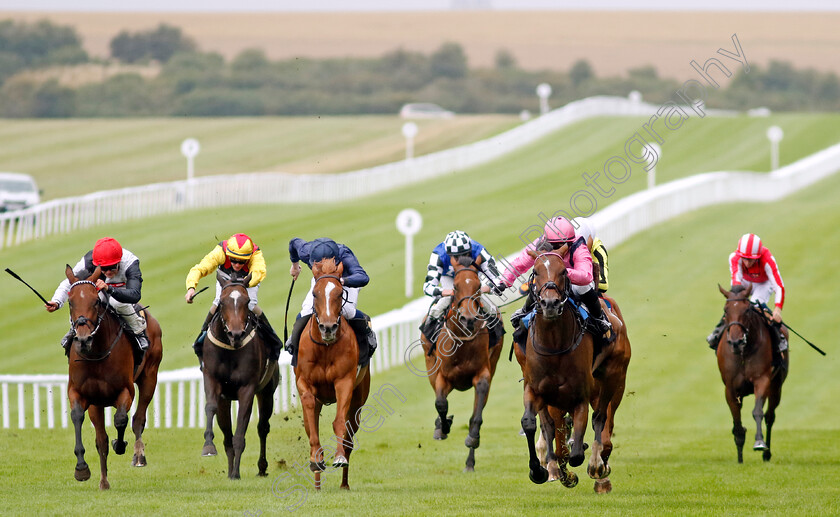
[229,289,242,310]
[324,281,336,318]
[542,258,551,275]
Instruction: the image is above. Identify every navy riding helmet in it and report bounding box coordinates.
[310,238,340,263]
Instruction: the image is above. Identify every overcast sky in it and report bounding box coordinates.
[1,0,838,11]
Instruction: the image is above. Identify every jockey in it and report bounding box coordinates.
[420,230,506,345]
[573,216,609,293]
[45,237,149,362]
[503,216,612,350]
[707,233,788,364]
[285,237,377,365]
[184,233,283,367]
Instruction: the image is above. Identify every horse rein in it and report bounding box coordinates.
[527,253,585,356]
[212,282,257,349]
[67,280,124,362]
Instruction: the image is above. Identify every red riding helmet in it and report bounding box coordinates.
[92,237,123,267]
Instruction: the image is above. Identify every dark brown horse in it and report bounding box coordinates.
[716,284,788,463]
[420,260,503,472]
[533,292,631,493]
[65,265,163,490]
[516,250,615,487]
[295,258,371,490]
[201,270,279,479]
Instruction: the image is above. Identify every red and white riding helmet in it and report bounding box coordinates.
[736,233,763,259]
[544,217,576,244]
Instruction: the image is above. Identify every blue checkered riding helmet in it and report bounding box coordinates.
[310,238,340,263]
[444,230,472,256]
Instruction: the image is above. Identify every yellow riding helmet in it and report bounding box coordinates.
[225,233,254,261]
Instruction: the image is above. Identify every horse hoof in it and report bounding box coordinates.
[594,478,612,494]
[333,456,348,469]
[99,480,110,490]
[463,465,475,473]
[112,439,127,455]
[569,452,584,468]
[763,450,772,462]
[132,454,147,467]
[75,466,91,482]
[464,434,480,449]
[563,471,579,488]
[529,466,549,485]
[309,461,327,472]
[202,445,217,457]
[434,428,448,440]
[753,440,768,451]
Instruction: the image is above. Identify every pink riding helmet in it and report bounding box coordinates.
[544,217,576,243]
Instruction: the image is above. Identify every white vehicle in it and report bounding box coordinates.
[0,172,41,212]
[399,103,455,119]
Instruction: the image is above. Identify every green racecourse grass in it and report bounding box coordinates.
[1,113,839,515]
[0,115,519,200]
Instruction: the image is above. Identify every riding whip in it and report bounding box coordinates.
[5,268,50,305]
[188,286,209,302]
[284,278,296,343]
[755,302,826,356]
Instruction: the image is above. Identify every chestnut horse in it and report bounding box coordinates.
[64,265,163,490]
[532,292,631,494]
[716,284,788,463]
[420,260,503,472]
[516,251,616,487]
[201,270,279,479]
[295,258,371,490]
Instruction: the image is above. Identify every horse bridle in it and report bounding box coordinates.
[723,296,757,354]
[218,282,257,340]
[310,274,345,346]
[67,280,124,361]
[530,252,570,315]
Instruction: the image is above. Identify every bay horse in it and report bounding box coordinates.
[516,250,615,488]
[201,270,279,479]
[532,292,631,493]
[64,265,163,490]
[420,259,503,472]
[295,257,371,490]
[716,284,788,463]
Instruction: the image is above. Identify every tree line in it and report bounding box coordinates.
[1,19,838,118]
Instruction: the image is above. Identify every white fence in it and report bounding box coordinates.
[0,308,424,429]
[0,95,665,251]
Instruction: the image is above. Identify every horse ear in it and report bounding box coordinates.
[88,266,102,282]
[65,264,77,283]
[216,269,229,287]
[450,255,459,268]
[743,283,753,297]
[526,248,538,259]
[243,273,252,286]
[718,283,730,297]
[311,260,322,278]
[336,261,344,277]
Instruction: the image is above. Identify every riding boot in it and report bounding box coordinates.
[420,315,444,343]
[256,312,284,362]
[580,289,612,355]
[349,311,377,365]
[60,327,75,356]
[770,323,788,371]
[510,294,536,346]
[193,310,214,370]
[132,330,149,373]
[286,314,312,367]
[707,315,725,350]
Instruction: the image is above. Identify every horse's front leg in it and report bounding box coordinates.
[256,373,278,477]
[88,405,110,490]
[464,370,491,472]
[69,392,91,482]
[331,376,355,468]
[538,408,559,481]
[202,378,220,457]
[724,386,746,463]
[230,386,257,480]
[298,387,325,489]
[752,377,771,452]
[551,407,578,489]
[111,387,133,456]
[433,374,454,440]
[587,404,610,481]
[132,360,159,467]
[763,383,783,462]
[216,398,235,478]
[522,385,548,484]
[569,400,589,468]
